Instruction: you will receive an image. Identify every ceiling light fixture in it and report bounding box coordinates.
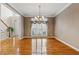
[34,5,44,21]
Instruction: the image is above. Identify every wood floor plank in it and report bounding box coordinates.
[0,38,17,55]
[19,38,32,55]
[0,37,79,55]
[47,38,79,55]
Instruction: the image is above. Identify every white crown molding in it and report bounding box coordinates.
[24,16,54,18]
[2,3,72,17]
[1,3,23,16]
[54,3,72,17]
[54,36,79,52]
[6,3,23,16]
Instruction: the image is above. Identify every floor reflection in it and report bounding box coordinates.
[32,38,47,55]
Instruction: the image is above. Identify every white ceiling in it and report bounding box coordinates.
[9,3,70,17]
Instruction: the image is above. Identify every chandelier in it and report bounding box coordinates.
[34,5,44,21]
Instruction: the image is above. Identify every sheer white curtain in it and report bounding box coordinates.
[31,18,47,36]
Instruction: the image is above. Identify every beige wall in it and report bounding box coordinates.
[24,17,31,36]
[48,17,55,36]
[55,3,79,50]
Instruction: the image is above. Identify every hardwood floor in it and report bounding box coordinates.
[0,37,79,55]
[0,38,19,55]
[47,38,79,55]
[19,38,32,55]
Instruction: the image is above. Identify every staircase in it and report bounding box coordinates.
[0,18,9,40]
[0,18,19,55]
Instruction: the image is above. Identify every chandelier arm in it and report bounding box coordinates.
[39,5,40,17]
[34,5,44,22]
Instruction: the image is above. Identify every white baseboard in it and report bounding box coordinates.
[17,35,79,52]
[19,37,24,40]
[17,36,24,40]
[54,36,79,52]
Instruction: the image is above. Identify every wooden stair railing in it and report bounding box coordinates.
[0,18,9,38]
[0,18,8,28]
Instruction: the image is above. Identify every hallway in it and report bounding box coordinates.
[0,3,79,55]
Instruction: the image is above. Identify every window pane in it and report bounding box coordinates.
[31,18,48,36]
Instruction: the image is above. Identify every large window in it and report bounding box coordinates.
[31,18,48,36]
